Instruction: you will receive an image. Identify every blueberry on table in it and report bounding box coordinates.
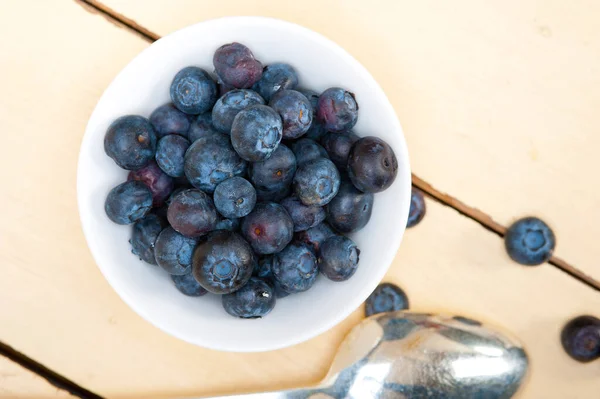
[294,158,341,206]
[171,272,208,297]
[188,112,219,142]
[272,242,318,293]
[170,66,217,115]
[348,136,398,193]
[253,63,299,102]
[155,227,198,275]
[211,89,264,133]
[167,189,218,238]
[105,181,153,225]
[213,42,263,89]
[294,222,335,253]
[326,179,373,233]
[155,134,190,178]
[319,236,360,282]
[407,188,426,228]
[130,213,166,265]
[317,87,358,132]
[149,103,190,138]
[241,202,294,255]
[298,89,326,140]
[104,115,157,170]
[291,138,329,165]
[320,131,359,170]
[222,277,276,319]
[365,283,409,317]
[281,196,326,232]
[561,316,600,362]
[215,217,240,232]
[504,217,556,266]
[184,133,247,193]
[213,177,257,219]
[230,104,283,162]
[193,230,256,294]
[127,161,174,207]
[269,90,313,139]
[249,144,296,192]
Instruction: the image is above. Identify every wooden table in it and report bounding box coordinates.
[1,1,598,397]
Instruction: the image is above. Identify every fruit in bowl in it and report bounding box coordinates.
[78,17,410,352]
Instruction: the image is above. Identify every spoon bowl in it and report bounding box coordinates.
[195,312,529,398]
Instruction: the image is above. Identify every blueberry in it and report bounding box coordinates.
[407,188,426,228]
[325,179,374,233]
[253,257,291,298]
[230,105,283,162]
[127,161,175,207]
[215,217,240,232]
[269,90,313,139]
[319,236,360,282]
[348,136,398,193]
[104,115,157,170]
[105,181,153,225]
[170,66,217,115]
[184,133,247,193]
[298,89,327,140]
[249,144,296,192]
[293,158,340,206]
[294,222,335,253]
[213,177,257,218]
[192,230,256,294]
[155,135,190,178]
[317,87,358,132]
[129,213,166,264]
[255,185,292,203]
[241,202,294,255]
[222,277,276,318]
[171,272,208,297]
[254,256,274,279]
[213,43,263,89]
[211,89,264,133]
[155,227,198,275]
[252,63,299,102]
[320,131,359,170]
[291,138,329,165]
[167,189,218,237]
[365,283,409,317]
[188,112,219,142]
[561,316,600,362]
[218,80,235,97]
[281,196,326,232]
[149,103,190,138]
[272,242,318,293]
[505,217,556,266]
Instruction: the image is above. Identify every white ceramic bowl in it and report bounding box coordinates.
[78,16,411,352]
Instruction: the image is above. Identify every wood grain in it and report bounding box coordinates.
[0,1,598,398]
[98,0,600,282]
[0,356,70,399]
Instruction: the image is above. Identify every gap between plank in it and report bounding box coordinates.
[0,341,103,399]
[74,0,600,293]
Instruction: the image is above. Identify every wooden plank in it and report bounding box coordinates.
[98,0,600,281]
[0,356,70,398]
[0,1,598,398]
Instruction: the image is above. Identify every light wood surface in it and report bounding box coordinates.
[0,357,69,399]
[0,1,598,398]
[100,0,600,282]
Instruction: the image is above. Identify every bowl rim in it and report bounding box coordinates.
[77,15,411,352]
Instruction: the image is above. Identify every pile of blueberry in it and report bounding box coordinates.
[103,42,398,319]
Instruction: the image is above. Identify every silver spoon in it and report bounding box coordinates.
[194,312,529,399]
